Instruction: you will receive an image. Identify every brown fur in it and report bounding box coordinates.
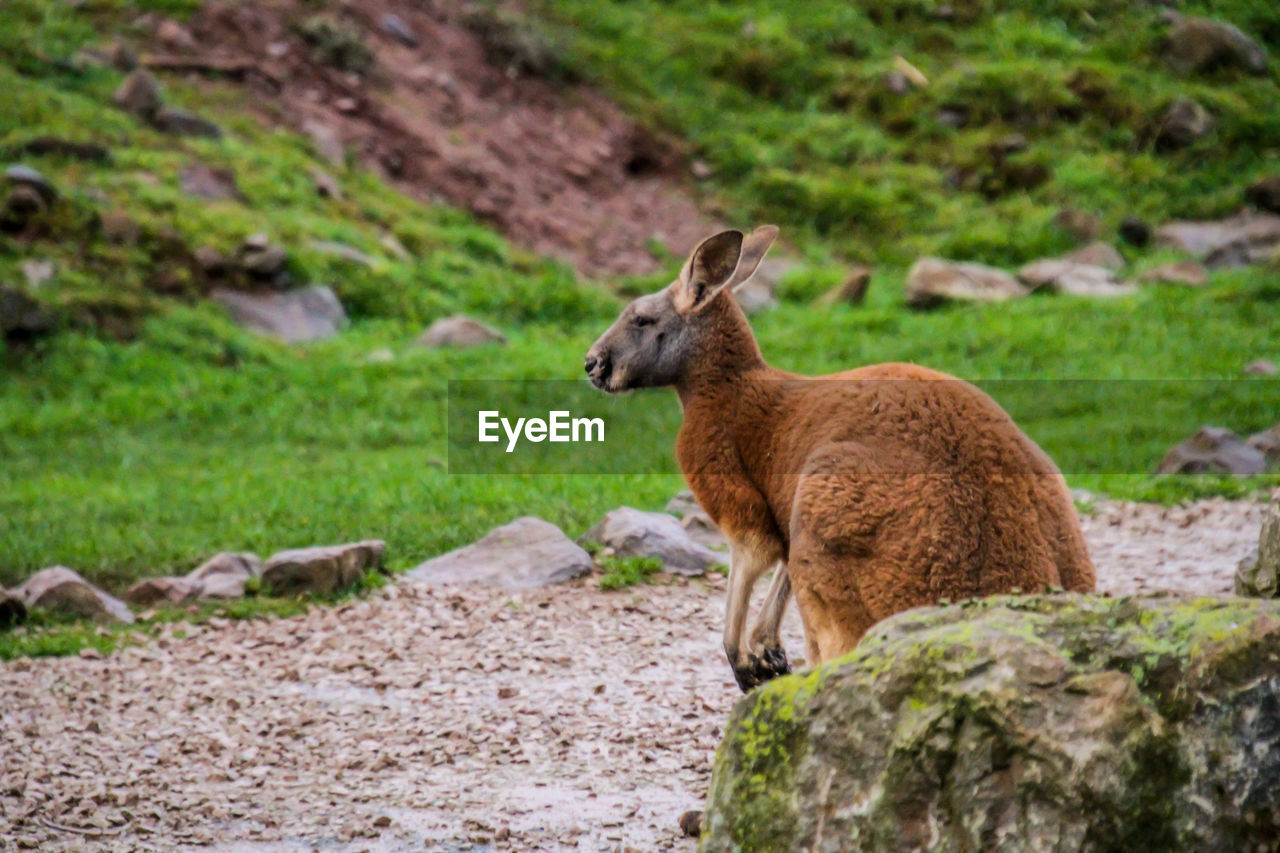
[587,226,1095,687]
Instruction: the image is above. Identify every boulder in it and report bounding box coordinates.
[665,489,728,550]
[188,551,261,599]
[1235,504,1280,598]
[179,163,241,201]
[1154,98,1213,151]
[1154,212,1280,268]
[124,576,202,606]
[1248,424,1280,467]
[581,507,723,576]
[408,517,592,589]
[1061,240,1124,270]
[1017,259,1136,297]
[905,258,1027,308]
[1138,260,1209,287]
[815,266,871,307]
[13,566,134,623]
[415,315,506,348]
[1163,17,1268,76]
[211,285,348,342]
[702,594,1280,853]
[112,70,162,118]
[0,585,27,628]
[1245,359,1278,376]
[1246,175,1280,214]
[152,107,222,139]
[262,540,385,596]
[1156,425,1268,475]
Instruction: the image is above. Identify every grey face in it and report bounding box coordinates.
[584,288,694,393]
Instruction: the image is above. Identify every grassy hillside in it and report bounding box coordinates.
[2,0,1278,605]
[536,0,1280,266]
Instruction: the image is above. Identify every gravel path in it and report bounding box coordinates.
[1,498,1266,851]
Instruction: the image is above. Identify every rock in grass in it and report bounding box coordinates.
[211,285,348,342]
[815,266,871,307]
[408,517,592,589]
[380,13,419,47]
[665,490,727,550]
[124,576,202,606]
[1017,259,1136,297]
[415,315,507,348]
[1154,212,1280,268]
[1138,260,1209,287]
[179,163,241,201]
[5,165,57,205]
[1245,359,1279,376]
[0,585,27,628]
[1248,425,1280,468]
[1246,176,1280,215]
[1156,426,1268,475]
[262,541,385,596]
[1163,16,1268,76]
[1155,97,1214,151]
[702,594,1280,852]
[112,70,162,118]
[582,507,723,576]
[1235,504,1280,597]
[904,258,1027,308]
[152,107,223,139]
[188,551,261,599]
[1061,240,1124,271]
[1119,215,1152,247]
[13,566,134,623]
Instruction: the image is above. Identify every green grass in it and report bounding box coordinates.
[598,554,664,590]
[1,0,1278,657]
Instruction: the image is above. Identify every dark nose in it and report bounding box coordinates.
[584,354,598,374]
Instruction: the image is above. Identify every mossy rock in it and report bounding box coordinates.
[702,594,1280,852]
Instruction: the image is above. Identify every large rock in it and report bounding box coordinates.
[262,540,385,596]
[211,285,348,342]
[13,566,134,623]
[1154,212,1280,268]
[1156,425,1268,475]
[1236,504,1280,598]
[702,594,1280,852]
[1017,259,1136,297]
[581,507,723,576]
[665,490,728,550]
[0,585,27,628]
[905,258,1027,308]
[408,517,592,589]
[1163,17,1268,76]
[415,315,506,348]
[124,576,202,606]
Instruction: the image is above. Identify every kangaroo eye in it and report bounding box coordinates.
[632,315,655,328]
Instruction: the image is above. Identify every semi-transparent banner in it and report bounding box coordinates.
[447,379,1278,476]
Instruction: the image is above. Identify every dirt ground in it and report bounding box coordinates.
[0,496,1267,851]
[152,0,715,278]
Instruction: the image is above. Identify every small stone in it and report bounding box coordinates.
[125,576,202,606]
[582,507,724,576]
[13,566,134,623]
[690,159,712,180]
[194,246,229,275]
[6,164,57,204]
[1137,261,1208,287]
[112,70,163,118]
[1017,259,1136,297]
[415,315,507,348]
[1155,98,1213,151]
[152,107,223,139]
[816,266,872,306]
[905,258,1027,308]
[882,70,910,95]
[302,120,345,167]
[103,39,137,71]
[99,210,139,246]
[408,517,592,589]
[498,686,519,699]
[1163,16,1268,76]
[310,167,342,199]
[1248,425,1280,467]
[156,18,195,50]
[237,233,288,277]
[1244,359,1278,376]
[892,55,928,88]
[372,814,393,828]
[1062,241,1124,271]
[179,163,241,200]
[1156,426,1267,475]
[380,13,419,47]
[334,97,359,114]
[262,540,385,596]
[309,240,376,267]
[20,259,55,288]
[212,285,349,343]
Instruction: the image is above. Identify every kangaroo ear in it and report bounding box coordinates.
[727,225,779,291]
[673,230,744,314]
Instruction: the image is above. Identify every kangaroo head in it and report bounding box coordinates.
[585,225,778,393]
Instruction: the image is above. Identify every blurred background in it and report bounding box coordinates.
[2,0,1278,619]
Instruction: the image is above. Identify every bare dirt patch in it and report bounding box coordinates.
[151,0,714,278]
[0,498,1264,851]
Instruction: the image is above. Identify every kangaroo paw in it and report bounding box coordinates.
[731,647,791,693]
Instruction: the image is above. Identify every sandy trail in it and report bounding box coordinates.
[0,498,1266,851]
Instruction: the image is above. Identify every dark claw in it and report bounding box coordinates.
[731,647,791,693]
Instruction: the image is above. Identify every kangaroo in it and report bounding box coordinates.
[585,226,1096,692]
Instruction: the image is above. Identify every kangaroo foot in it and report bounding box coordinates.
[731,646,791,693]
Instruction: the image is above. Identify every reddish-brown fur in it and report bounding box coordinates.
[675,293,1095,667]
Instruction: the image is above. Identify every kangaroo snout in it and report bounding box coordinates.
[584,346,611,390]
